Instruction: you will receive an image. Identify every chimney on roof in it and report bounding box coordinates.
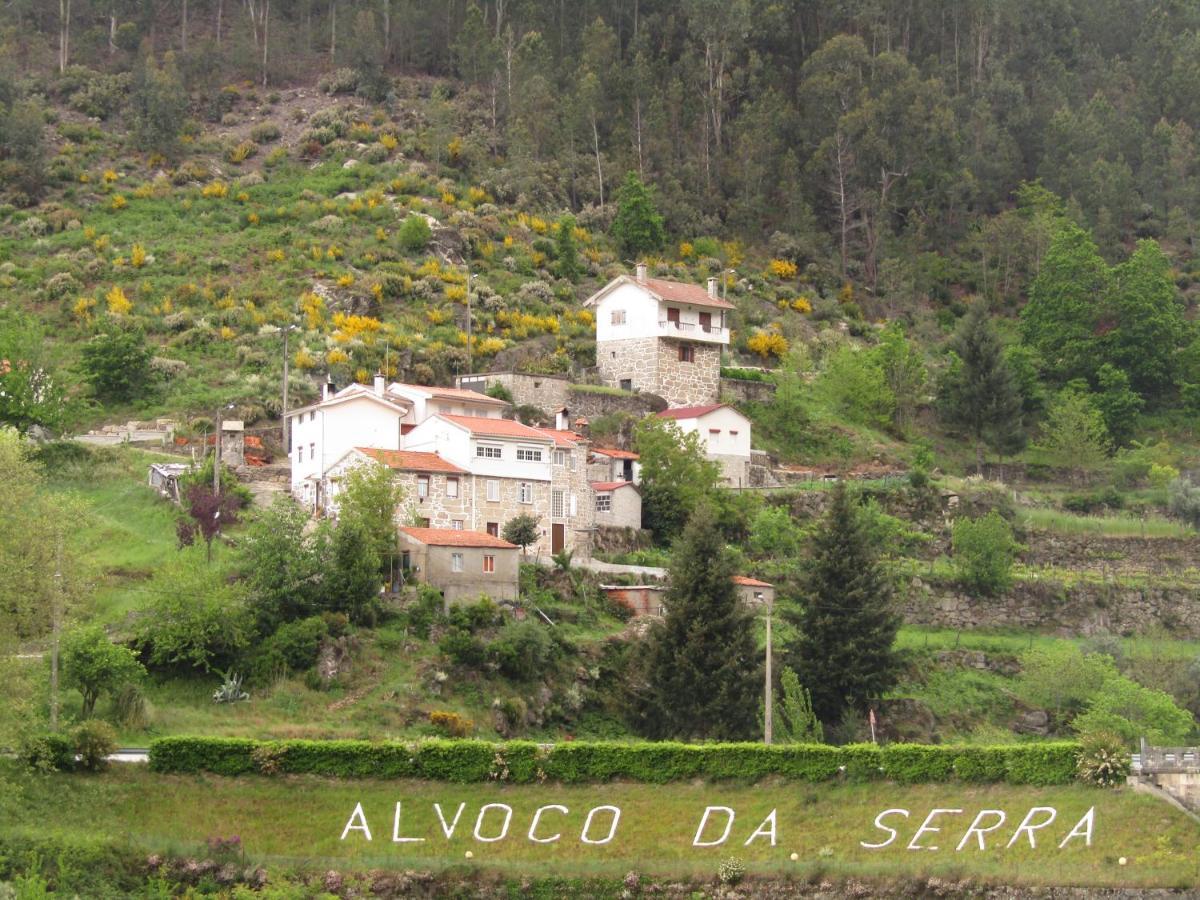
[322,378,334,401]
[635,262,647,283]
[707,276,719,299]
[373,372,386,397]
[555,407,569,431]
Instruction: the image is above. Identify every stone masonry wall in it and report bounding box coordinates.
[596,336,660,397]
[720,377,776,405]
[655,339,720,407]
[904,575,1200,637]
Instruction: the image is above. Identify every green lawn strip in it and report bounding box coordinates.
[4,768,1196,887]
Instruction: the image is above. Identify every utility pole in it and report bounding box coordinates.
[465,264,474,375]
[281,325,294,453]
[49,528,63,732]
[213,404,222,493]
[764,597,774,745]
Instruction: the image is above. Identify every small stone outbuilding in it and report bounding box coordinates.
[398,527,519,605]
[733,575,774,607]
[591,481,641,529]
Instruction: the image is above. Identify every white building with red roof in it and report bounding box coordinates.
[584,263,732,407]
[658,403,753,487]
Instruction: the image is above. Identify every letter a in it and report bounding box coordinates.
[693,806,736,847]
[744,809,777,847]
[1058,807,1095,848]
[340,802,372,841]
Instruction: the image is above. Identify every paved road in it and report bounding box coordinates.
[566,558,668,580]
[109,748,149,763]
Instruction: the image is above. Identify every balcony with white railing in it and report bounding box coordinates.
[657,316,730,344]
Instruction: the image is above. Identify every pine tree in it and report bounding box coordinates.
[937,302,1026,472]
[636,504,761,740]
[784,483,900,727]
[773,667,824,743]
[555,214,581,281]
[610,171,666,257]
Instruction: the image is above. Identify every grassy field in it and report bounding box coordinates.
[1020,507,1196,538]
[2,766,1197,888]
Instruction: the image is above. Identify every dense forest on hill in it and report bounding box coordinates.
[6,0,1200,282]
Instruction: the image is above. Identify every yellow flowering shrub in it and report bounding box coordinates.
[792,296,813,314]
[446,285,467,303]
[839,282,855,303]
[326,245,343,260]
[679,241,695,259]
[331,312,382,344]
[371,283,384,299]
[73,296,96,323]
[93,235,110,253]
[83,226,96,240]
[441,191,456,204]
[354,367,371,383]
[110,195,127,210]
[202,181,229,199]
[475,337,506,356]
[447,137,462,162]
[294,348,317,369]
[380,133,398,151]
[418,259,442,278]
[747,329,789,360]
[326,349,350,366]
[301,291,325,329]
[426,308,448,325]
[529,216,548,234]
[131,244,147,268]
[376,227,387,242]
[768,258,798,279]
[337,274,355,288]
[105,286,132,316]
[467,186,489,204]
[266,249,285,262]
[220,325,237,340]
[102,169,119,184]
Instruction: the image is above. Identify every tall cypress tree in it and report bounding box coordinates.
[635,504,760,740]
[610,171,666,257]
[938,302,1026,472]
[784,483,900,727]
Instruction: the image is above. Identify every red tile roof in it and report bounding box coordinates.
[591,446,639,460]
[534,427,584,448]
[643,276,736,311]
[356,448,466,474]
[399,527,518,549]
[732,575,773,588]
[396,383,508,405]
[591,481,638,492]
[657,404,728,420]
[441,414,554,441]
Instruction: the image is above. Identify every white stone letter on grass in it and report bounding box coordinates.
[955,810,1006,851]
[907,809,962,851]
[340,802,372,841]
[693,806,736,847]
[528,805,568,844]
[1058,807,1095,848]
[392,802,426,843]
[474,803,513,843]
[434,802,467,839]
[744,809,778,846]
[581,806,622,845]
[861,809,910,849]
[1005,807,1057,849]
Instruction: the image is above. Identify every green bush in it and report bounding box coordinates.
[73,720,117,772]
[19,731,76,773]
[251,615,329,681]
[398,213,432,251]
[148,737,1082,785]
[951,511,1020,595]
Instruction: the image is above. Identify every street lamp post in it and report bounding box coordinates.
[764,596,774,745]
[280,324,296,454]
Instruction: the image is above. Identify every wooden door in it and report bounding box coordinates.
[552,523,565,553]
[666,307,680,325]
[699,311,712,332]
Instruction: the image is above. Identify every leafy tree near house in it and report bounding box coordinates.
[324,518,383,625]
[633,504,760,740]
[783,482,900,727]
[937,301,1026,472]
[61,624,145,718]
[1036,385,1110,481]
[79,328,154,405]
[633,417,721,545]
[610,171,665,257]
[0,310,70,433]
[951,510,1020,596]
[337,460,403,571]
[555,214,582,281]
[502,513,540,555]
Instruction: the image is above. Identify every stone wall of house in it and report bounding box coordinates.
[457,372,572,412]
[396,471,472,530]
[566,386,667,421]
[466,474,551,553]
[655,339,720,407]
[549,441,595,558]
[709,451,752,487]
[596,336,661,397]
[720,377,776,405]
[904,575,1200,637]
[593,525,653,554]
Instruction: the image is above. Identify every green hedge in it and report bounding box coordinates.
[149,737,1083,786]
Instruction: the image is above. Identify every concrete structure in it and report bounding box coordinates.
[733,575,775,607]
[600,584,666,617]
[220,420,245,467]
[657,404,753,486]
[286,378,410,511]
[585,264,733,407]
[457,371,572,413]
[1129,741,1200,815]
[398,527,519,605]
[592,481,641,529]
[588,446,639,484]
[147,462,191,503]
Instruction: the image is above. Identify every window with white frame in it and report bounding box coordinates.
[552,489,565,518]
[476,444,502,459]
[595,493,612,513]
[611,309,626,325]
[553,449,566,466]
[519,482,533,504]
[417,475,429,498]
[451,552,464,572]
[297,446,304,462]
[446,476,460,498]
[516,446,543,462]
[482,554,496,574]
[451,519,464,530]
[486,479,500,501]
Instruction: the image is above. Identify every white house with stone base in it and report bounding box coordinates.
[285,375,410,511]
[657,404,753,487]
[585,263,733,408]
